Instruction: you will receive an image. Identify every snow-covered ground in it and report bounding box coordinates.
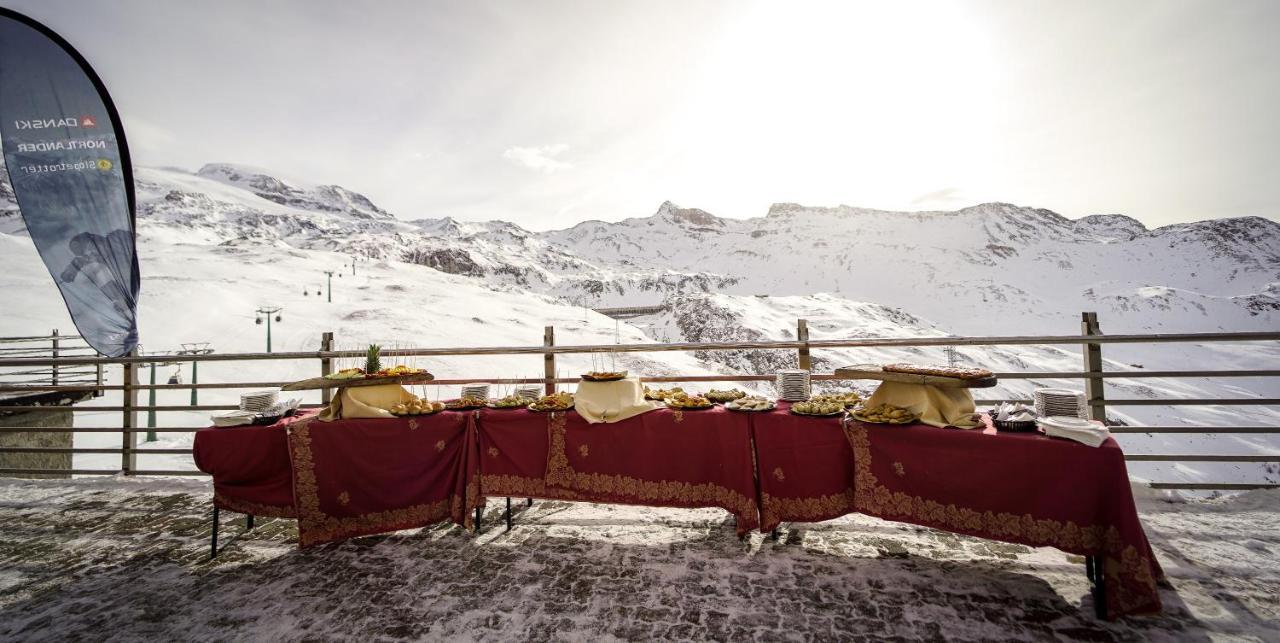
[0,162,1276,486]
[0,477,1276,641]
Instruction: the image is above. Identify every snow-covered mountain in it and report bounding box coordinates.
[1,162,1277,485]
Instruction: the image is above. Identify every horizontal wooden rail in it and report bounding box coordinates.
[0,427,202,433]
[0,468,121,475]
[0,404,325,412]
[1147,482,1279,490]
[3,369,1278,395]
[1104,398,1279,406]
[0,468,207,476]
[1108,426,1280,434]
[1124,454,1280,462]
[0,447,193,455]
[1,330,1277,367]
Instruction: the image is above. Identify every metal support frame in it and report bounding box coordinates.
[1085,556,1107,619]
[210,505,219,560]
[209,504,256,560]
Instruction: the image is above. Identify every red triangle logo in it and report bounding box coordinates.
[80,115,97,128]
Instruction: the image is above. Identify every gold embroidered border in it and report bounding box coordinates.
[213,492,297,518]
[481,473,547,498]
[842,418,1160,616]
[289,417,455,547]
[544,412,759,530]
[760,489,856,531]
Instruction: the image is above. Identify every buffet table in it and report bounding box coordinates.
[478,405,759,533]
[194,405,1162,619]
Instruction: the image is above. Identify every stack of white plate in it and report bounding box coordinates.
[461,383,490,399]
[775,370,811,402]
[1033,388,1088,419]
[240,390,279,413]
[515,385,541,400]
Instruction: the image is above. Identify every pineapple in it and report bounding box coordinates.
[365,344,382,374]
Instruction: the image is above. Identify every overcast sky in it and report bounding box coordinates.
[5,0,1278,229]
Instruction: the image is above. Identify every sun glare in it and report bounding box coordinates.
[666,1,1004,214]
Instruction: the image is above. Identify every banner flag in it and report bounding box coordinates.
[0,8,139,357]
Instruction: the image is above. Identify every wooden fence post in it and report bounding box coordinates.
[797,319,811,371]
[122,350,138,475]
[320,332,334,406]
[1081,312,1106,423]
[544,326,556,395]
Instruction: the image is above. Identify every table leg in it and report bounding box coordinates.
[506,497,513,532]
[210,505,220,560]
[526,498,533,508]
[475,505,482,533]
[246,514,255,531]
[1086,556,1107,619]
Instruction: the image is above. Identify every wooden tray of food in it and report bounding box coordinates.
[281,372,435,391]
[832,364,997,389]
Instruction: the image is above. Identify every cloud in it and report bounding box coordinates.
[910,187,966,207]
[502,144,571,173]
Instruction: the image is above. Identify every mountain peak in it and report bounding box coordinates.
[196,163,392,221]
[654,201,723,227]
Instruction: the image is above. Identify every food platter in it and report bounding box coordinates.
[666,400,714,410]
[851,403,919,425]
[665,392,715,410]
[488,395,529,410]
[790,398,847,416]
[724,396,776,412]
[832,364,996,389]
[282,372,435,391]
[705,389,747,403]
[644,386,684,401]
[445,396,488,410]
[390,400,445,417]
[528,392,574,412]
[582,371,628,382]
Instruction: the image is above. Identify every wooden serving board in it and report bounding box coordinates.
[281,373,435,391]
[832,364,997,389]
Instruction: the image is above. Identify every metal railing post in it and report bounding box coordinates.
[544,326,556,395]
[1082,312,1107,422]
[95,362,104,397]
[50,328,59,387]
[320,332,334,407]
[122,350,138,475]
[797,319,811,371]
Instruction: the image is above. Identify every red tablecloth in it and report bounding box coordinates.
[842,418,1163,619]
[750,402,856,532]
[193,413,305,518]
[478,406,760,534]
[195,405,1162,618]
[285,411,479,547]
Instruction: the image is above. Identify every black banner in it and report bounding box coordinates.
[0,8,139,357]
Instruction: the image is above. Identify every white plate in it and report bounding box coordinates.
[1037,416,1096,430]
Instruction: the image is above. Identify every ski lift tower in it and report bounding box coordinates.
[178,342,214,405]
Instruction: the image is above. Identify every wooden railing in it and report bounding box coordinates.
[0,314,1277,489]
[0,331,103,394]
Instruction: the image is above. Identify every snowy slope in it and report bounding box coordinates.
[0,162,1276,485]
